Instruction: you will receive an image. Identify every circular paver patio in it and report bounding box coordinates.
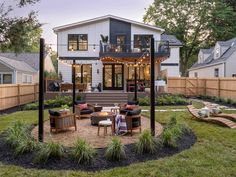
[31,116,163,148]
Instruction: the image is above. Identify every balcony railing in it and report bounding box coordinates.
[99,40,170,58]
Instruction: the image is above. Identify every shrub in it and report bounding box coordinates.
[136,130,158,154]
[4,121,38,155]
[23,103,39,110]
[34,141,64,164]
[105,137,126,161]
[71,138,96,165]
[161,116,189,148]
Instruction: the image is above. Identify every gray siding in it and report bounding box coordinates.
[0,63,13,72]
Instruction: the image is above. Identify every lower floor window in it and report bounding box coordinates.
[128,65,150,80]
[214,68,219,77]
[75,64,92,85]
[22,74,33,83]
[0,73,13,84]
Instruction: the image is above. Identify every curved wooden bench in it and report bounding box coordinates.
[187,105,236,129]
[203,102,236,122]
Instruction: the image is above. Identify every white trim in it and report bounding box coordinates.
[188,62,224,71]
[22,73,33,84]
[53,15,165,33]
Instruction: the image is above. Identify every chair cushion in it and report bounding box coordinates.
[127,101,139,105]
[80,108,93,115]
[75,100,86,105]
[132,118,140,127]
[198,110,208,118]
[212,107,222,115]
[126,109,141,116]
[48,110,61,116]
[79,103,88,110]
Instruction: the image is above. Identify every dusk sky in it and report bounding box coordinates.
[7,0,154,49]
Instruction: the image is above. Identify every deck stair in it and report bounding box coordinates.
[85,92,128,107]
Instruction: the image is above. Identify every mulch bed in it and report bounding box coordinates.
[0,131,196,172]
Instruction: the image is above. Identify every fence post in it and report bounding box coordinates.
[204,79,207,96]
[218,78,221,98]
[196,78,199,96]
[17,84,20,106]
[185,77,187,96]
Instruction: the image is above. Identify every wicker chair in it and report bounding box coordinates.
[125,108,142,136]
[74,100,95,119]
[49,110,77,133]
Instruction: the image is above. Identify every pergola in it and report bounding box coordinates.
[38,37,160,142]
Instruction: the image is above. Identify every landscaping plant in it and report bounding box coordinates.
[161,116,189,148]
[34,141,64,164]
[136,129,158,154]
[71,138,96,165]
[105,137,126,161]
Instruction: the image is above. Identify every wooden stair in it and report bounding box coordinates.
[85,92,128,107]
[187,105,236,129]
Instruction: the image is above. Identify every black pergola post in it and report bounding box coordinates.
[150,37,155,136]
[72,60,76,113]
[134,59,137,102]
[38,38,45,142]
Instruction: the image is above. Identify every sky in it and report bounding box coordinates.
[5,0,154,49]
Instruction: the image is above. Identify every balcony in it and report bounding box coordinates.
[99,41,170,58]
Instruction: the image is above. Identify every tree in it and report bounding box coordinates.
[144,0,236,76]
[0,0,41,53]
[224,0,236,11]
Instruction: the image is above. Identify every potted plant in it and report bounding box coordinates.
[100,34,109,52]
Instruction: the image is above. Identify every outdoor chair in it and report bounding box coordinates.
[74,100,95,119]
[119,101,139,115]
[49,110,77,133]
[125,108,142,136]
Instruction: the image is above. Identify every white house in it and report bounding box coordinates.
[53,15,182,91]
[189,38,236,78]
[0,53,55,84]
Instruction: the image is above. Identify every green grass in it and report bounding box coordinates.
[0,105,236,176]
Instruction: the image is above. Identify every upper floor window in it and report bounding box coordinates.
[68,34,88,51]
[215,48,220,58]
[214,68,219,77]
[134,35,152,52]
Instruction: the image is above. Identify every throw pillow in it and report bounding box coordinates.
[212,108,222,115]
[79,103,88,110]
[126,104,136,110]
[198,110,208,118]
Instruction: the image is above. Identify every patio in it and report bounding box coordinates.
[31,114,163,148]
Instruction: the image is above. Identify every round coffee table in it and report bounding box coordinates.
[90,112,115,125]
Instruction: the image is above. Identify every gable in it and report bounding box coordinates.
[0,62,13,72]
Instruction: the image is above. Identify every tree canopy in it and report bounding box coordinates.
[0,0,41,53]
[144,0,236,76]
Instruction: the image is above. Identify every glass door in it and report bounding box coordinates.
[103,64,124,90]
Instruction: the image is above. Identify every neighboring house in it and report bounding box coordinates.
[0,53,55,84]
[53,15,182,91]
[0,56,37,84]
[189,38,236,77]
[161,34,182,76]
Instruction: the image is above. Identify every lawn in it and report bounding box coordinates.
[0,104,236,177]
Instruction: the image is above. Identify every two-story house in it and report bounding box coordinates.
[189,38,236,78]
[53,15,182,91]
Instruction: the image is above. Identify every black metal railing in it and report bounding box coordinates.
[99,40,170,56]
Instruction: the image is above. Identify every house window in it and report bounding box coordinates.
[0,73,13,84]
[22,74,33,83]
[134,35,152,52]
[214,68,219,77]
[194,72,198,77]
[75,64,92,85]
[215,48,220,58]
[68,34,88,51]
[128,65,150,80]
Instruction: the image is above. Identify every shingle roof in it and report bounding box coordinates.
[189,38,236,70]
[161,34,182,46]
[0,56,37,73]
[0,53,40,71]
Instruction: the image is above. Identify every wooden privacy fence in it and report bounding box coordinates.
[0,84,39,111]
[167,77,236,100]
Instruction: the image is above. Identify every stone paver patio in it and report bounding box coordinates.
[31,116,163,148]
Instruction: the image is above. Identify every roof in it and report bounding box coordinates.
[0,56,37,73]
[189,38,236,70]
[0,53,40,71]
[53,15,165,33]
[161,34,182,46]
